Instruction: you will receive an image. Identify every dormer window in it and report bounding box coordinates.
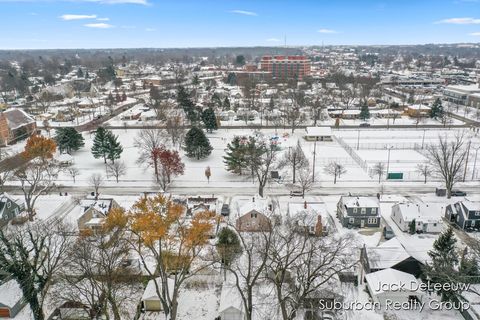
[371,208,377,214]
[361,208,366,215]
[353,208,357,213]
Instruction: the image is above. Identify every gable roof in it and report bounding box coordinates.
[3,109,35,130]
[366,268,419,295]
[218,284,244,314]
[366,237,411,270]
[142,277,175,301]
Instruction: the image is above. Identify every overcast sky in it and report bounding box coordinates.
[0,0,480,49]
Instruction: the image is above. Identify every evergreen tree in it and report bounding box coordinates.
[91,127,109,163]
[359,105,370,121]
[85,71,89,79]
[202,108,218,133]
[223,97,231,110]
[216,227,242,266]
[224,136,248,175]
[105,132,123,163]
[459,248,480,283]
[423,227,459,301]
[409,219,416,234]
[430,98,444,119]
[55,128,84,154]
[184,127,212,160]
[77,68,84,78]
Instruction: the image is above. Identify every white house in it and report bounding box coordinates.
[287,202,331,236]
[218,284,245,320]
[391,202,442,233]
[304,126,333,141]
[365,268,424,309]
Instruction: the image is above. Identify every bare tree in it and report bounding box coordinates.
[0,222,73,320]
[67,167,80,183]
[224,226,272,320]
[107,161,127,183]
[54,222,141,320]
[250,143,279,197]
[134,128,166,177]
[372,162,386,183]
[89,173,104,200]
[265,224,357,320]
[323,161,347,184]
[14,159,60,217]
[278,140,309,184]
[416,163,433,184]
[427,134,467,198]
[165,111,185,149]
[295,167,315,198]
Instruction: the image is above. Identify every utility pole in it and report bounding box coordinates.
[472,147,479,180]
[312,138,317,182]
[357,130,360,150]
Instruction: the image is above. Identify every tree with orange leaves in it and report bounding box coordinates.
[126,193,216,320]
[22,134,56,162]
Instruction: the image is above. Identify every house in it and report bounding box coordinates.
[0,109,37,146]
[445,200,480,230]
[0,278,26,318]
[141,277,174,311]
[218,284,245,320]
[336,196,380,228]
[235,196,272,232]
[405,104,431,117]
[360,237,424,278]
[391,202,443,233]
[0,193,25,227]
[304,127,333,142]
[365,268,424,309]
[287,202,331,236]
[77,198,121,232]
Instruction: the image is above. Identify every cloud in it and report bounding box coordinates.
[97,17,110,21]
[435,17,480,24]
[229,10,257,16]
[266,38,281,42]
[60,14,97,20]
[469,32,480,35]
[318,28,338,34]
[84,23,113,28]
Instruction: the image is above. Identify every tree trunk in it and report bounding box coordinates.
[334,174,337,184]
[29,294,44,320]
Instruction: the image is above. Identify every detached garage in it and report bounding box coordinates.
[141,277,174,312]
[0,278,26,318]
[218,284,245,320]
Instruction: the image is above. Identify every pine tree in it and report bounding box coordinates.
[223,97,231,110]
[216,227,242,266]
[224,136,247,175]
[430,98,444,119]
[77,68,84,78]
[409,219,416,234]
[202,108,218,133]
[105,132,123,163]
[359,105,370,121]
[91,127,109,163]
[184,127,212,160]
[459,248,480,283]
[55,127,84,154]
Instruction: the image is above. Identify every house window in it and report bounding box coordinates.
[251,213,257,218]
[476,211,480,216]
[349,218,354,224]
[433,223,437,227]
[368,218,377,224]
[353,208,357,214]
[371,208,377,214]
[361,208,366,215]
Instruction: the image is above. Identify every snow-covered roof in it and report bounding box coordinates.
[142,277,174,301]
[365,268,419,295]
[0,279,23,308]
[340,196,379,208]
[218,284,244,314]
[305,126,332,137]
[287,202,329,227]
[3,108,35,129]
[393,202,441,223]
[366,237,410,270]
[237,195,269,216]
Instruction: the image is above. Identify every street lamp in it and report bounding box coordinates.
[385,145,394,176]
[472,146,480,180]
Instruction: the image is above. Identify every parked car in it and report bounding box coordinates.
[383,226,395,240]
[221,204,230,216]
[359,123,370,127]
[435,188,447,197]
[290,190,303,197]
[451,190,467,197]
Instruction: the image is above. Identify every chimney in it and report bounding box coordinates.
[304,201,307,209]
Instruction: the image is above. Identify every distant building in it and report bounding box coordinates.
[336,196,380,228]
[0,109,37,146]
[235,195,272,232]
[443,83,480,106]
[0,193,25,227]
[304,126,333,141]
[77,198,121,232]
[260,55,311,80]
[404,104,431,117]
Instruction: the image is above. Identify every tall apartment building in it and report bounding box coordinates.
[260,55,311,80]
